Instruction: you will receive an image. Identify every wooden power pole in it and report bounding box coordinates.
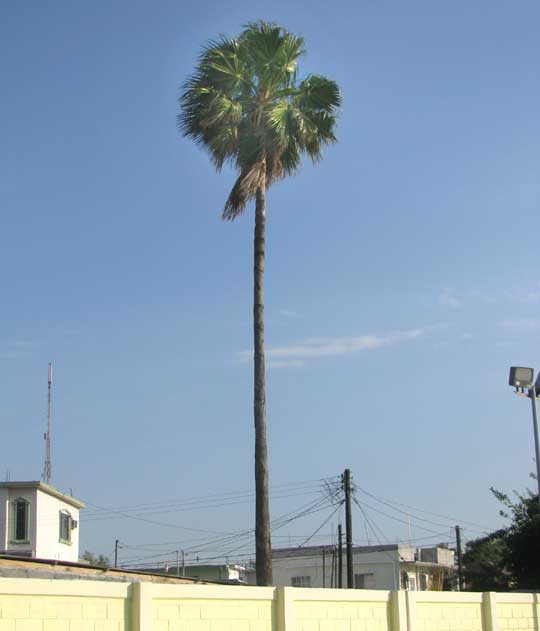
[343,468,353,588]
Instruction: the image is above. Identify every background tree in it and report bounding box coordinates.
[179,21,341,585]
[491,484,540,590]
[462,530,510,591]
[81,550,110,568]
[463,481,539,591]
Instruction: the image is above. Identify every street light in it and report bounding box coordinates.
[508,366,540,506]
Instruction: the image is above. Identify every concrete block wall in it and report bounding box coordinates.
[496,594,540,631]
[0,578,130,630]
[0,576,539,631]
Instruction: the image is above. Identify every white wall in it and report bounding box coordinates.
[0,488,7,551]
[0,485,81,562]
[35,488,80,562]
[0,487,37,557]
[259,548,403,590]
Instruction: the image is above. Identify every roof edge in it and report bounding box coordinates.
[0,481,85,509]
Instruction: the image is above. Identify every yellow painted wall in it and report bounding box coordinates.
[0,577,539,631]
[294,589,392,631]
[497,595,540,631]
[0,578,130,630]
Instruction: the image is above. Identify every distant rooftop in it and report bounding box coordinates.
[272,543,411,558]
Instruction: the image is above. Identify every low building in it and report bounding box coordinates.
[247,544,454,590]
[0,481,84,563]
[137,563,246,584]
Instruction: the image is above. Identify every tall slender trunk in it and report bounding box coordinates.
[254,172,272,586]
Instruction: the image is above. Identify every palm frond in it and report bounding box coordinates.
[296,75,342,113]
[223,161,265,220]
[179,21,341,220]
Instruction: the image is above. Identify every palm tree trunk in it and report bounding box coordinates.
[254,173,272,586]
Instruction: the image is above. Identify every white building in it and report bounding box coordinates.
[247,544,454,590]
[0,481,84,563]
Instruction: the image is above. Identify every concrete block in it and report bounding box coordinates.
[29,599,57,619]
[56,601,83,619]
[179,605,201,620]
[14,622,41,631]
[82,600,108,619]
[69,621,94,631]
[94,621,121,631]
[107,601,126,620]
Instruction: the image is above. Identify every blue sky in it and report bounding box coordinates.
[1,0,539,566]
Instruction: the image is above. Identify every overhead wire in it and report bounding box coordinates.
[356,486,491,532]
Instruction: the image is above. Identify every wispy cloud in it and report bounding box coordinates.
[267,360,305,369]
[499,318,540,330]
[469,285,540,305]
[439,288,462,309]
[0,339,35,360]
[278,309,299,319]
[238,327,429,365]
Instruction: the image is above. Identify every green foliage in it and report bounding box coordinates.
[179,21,341,219]
[463,482,540,591]
[81,550,110,568]
[491,483,540,590]
[462,530,510,591]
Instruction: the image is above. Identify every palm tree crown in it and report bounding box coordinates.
[179,21,341,219]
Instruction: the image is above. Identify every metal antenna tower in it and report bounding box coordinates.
[42,362,52,484]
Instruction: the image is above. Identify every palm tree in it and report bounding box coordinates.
[179,21,341,586]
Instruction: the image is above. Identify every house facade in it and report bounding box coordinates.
[0,481,84,562]
[247,544,454,590]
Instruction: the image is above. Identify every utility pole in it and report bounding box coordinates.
[530,386,540,508]
[338,524,343,588]
[176,550,180,577]
[322,546,326,588]
[182,550,186,577]
[455,526,463,591]
[114,539,119,568]
[343,468,353,588]
[42,363,53,484]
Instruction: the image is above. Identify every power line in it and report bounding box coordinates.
[353,494,453,536]
[356,486,491,532]
[84,478,338,518]
[298,503,342,548]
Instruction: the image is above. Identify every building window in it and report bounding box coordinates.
[59,511,72,543]
[354,573,376,589]
[419,574,428,591]
[10,498,30,542]
[408,577,416,591]
[291,576,311,587]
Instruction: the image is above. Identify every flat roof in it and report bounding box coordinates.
[0,481,85,509]
[271,544,407,558]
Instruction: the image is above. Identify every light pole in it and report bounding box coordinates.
[508,366,540,507]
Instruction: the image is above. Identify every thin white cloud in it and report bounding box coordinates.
[470,285,540,305]
[0,339,35,359]
[238,327,427,365]
[439,288,462,309]
[499,318,540,330]
[267,360,305,369]
[278,309,299,319]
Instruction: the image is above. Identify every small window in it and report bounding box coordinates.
[59,511,72,543]
[10,498,29,542]
[408,577,416,591]
[354,573,376,589]
[419,574,428,591]
[291,576,311,587]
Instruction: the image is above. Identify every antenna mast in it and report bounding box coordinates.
[42,362,52,484]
